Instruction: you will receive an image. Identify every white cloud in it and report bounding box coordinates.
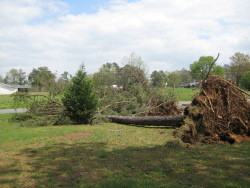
[0,0,249,77]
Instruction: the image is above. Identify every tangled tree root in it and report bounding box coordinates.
[174,75,250,144]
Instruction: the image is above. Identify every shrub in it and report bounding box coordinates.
[62,64,98,124]
[240,71,250,90]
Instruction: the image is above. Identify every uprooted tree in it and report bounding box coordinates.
[108,54,250,144]
[174,75,250,144]
[108,74,250,144]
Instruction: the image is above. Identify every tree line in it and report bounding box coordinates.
[150,52,250,90]
[1,51,250,92]
[92,52,250,90]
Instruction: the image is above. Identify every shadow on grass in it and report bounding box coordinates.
[4,142,250,187]
[125,124,177,129]
[0,165,20,185]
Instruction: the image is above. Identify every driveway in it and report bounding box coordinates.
[178,101,191,109]
[0,109,28,114]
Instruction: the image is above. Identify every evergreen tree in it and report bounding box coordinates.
[62,64,98,124]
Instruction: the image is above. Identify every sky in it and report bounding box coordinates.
[0,0,250,77]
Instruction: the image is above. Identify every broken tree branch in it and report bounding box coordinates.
[203,53,220,82]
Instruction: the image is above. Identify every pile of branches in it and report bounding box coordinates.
[175,75,250,144]
[12,93,68,126]
[97,85,180,117]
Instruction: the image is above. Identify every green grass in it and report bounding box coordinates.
[0,92,55,109]
[0,114,249,187]
[0,94,27,109]
[166,88,250,101]
[165,88,200,101]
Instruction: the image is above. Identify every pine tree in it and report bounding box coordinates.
[62,64,98,124]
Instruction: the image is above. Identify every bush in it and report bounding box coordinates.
[240,71,250,90]
[62,64,98,124]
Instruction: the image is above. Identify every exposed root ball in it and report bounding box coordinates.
[174,75,250,144]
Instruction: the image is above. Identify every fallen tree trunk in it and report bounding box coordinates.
[107,115,185,127]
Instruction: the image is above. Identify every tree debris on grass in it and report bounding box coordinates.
[12,93,68,126]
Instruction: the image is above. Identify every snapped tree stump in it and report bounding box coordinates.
[107,115,185,127]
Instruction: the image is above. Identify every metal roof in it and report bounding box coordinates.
[0,83,31,89]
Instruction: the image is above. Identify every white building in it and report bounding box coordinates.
[0,83,17,94]
[0,83,31,95]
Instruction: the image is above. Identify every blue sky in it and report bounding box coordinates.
[62,0,111,14]
[0,0,249,77]
[61,0,138,14]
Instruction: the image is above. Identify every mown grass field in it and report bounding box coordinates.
[0,94,28,109]
[0,114,249,187]
[165,88,200,101]
[0,92,55,109]
[166,88,250,102]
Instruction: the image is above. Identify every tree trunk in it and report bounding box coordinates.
[107,115,185,127]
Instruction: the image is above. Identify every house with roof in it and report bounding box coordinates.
[0,83,31,95]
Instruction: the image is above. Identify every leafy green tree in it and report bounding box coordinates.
[28,67,56,92]
[150,70,167,87]
[92,62,119,87]
[118,65,148,90]
[229,52,250,85]
[58,71,71,84]
[47,71,72,96]
[4,68,27,85]
[240,71,250,90]
[62,64,98,124]
[0,75,4,83]
[190,56,225,80]
[167,72,181,87]
[223,64,232,79]
[118,53,149,90]
[212,65,225,77]
[175,68,193,85]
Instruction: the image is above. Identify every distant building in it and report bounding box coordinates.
[189,81,200,88]
[177,84,185,88]
[0,83,31,95]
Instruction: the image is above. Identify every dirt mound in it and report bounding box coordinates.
[174,75,250,144]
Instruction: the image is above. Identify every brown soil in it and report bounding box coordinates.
[174,75,250,144]
[54,132,90,139]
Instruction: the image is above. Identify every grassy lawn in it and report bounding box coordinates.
[0,92,54,109]
[166,88,250,102]
[165,88,200,101]
[0,114,249,187]
[0,95,28,109]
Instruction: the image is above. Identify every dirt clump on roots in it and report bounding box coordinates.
[174,75,250,144]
